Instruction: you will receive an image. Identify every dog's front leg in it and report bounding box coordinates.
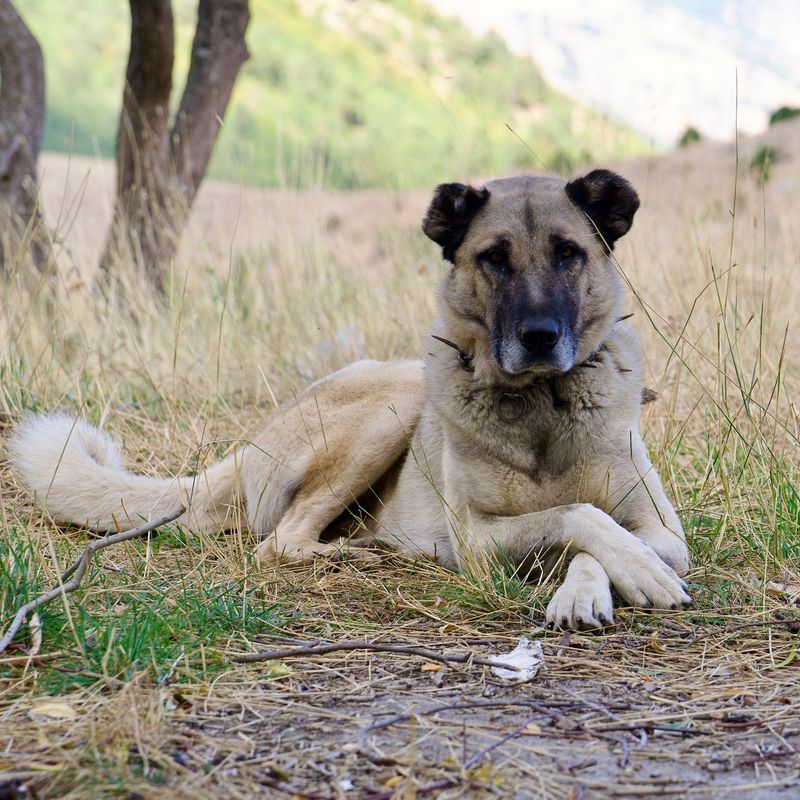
[545,552,614,630]
[611,463,690,576]
[625,494,689,577]
[463,503,692,611]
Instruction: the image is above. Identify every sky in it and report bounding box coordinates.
[428,0,800,145]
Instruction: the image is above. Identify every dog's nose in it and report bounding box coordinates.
[519,316,560,354]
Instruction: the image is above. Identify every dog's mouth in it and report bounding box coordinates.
[491,337,577,381]
[497,361,568,378]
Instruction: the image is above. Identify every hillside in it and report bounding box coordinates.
[431,0,800,145]
[20,0,646,189]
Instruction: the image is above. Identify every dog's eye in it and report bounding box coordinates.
[487,250,504,265]
[558,243,576,260]
[480,247,508,270]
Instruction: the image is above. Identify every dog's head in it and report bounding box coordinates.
[423,170,639,384]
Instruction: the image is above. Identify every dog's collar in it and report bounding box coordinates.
[431,334,474,372]
[430,334,531,422]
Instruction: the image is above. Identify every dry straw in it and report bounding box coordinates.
[1,120,800,797]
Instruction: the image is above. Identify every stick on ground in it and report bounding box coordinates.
[234,639,519,671]
[0,507,185,655]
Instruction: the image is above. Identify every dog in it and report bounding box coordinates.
[10,169,691,630]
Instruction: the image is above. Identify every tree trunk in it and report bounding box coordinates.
[101,0,250,294]
[173,0,250,206]
[0,0,47,274]
[100,0,175,293]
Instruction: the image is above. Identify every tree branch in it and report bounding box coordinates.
[234,639,519,672]
[116,0,174,193]
[99,0,175,291]
[0,507,185,655]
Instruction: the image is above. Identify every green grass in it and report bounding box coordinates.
[0,528,288,693]
[21,0,646,188]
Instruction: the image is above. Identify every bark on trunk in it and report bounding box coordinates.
[101,0,250,293]
[0,0,47,274]
[100,0,175,293]
[173,0,250,205]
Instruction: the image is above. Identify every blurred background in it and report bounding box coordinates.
[22,0,800,190]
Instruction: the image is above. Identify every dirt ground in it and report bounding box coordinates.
[157,624,800,799]
[7,608,799,800]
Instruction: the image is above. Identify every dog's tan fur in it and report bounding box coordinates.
[10,170,690,630]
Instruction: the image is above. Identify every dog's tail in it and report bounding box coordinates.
[9,414,242,533]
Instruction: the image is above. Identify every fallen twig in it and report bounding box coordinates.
[0,650,66,668]
[739,748,799,768]
[361,699,575,742]
[688,613,800,643]
[589,722,707,737]
[234,639,519,671]
[0,507,185,655]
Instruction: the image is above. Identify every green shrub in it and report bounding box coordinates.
[769,106,800,126]
[678,126,702,148]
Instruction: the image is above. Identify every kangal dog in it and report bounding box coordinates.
[11,169,691,629]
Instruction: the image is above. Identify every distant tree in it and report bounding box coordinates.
[750,145,778,186]
[769,106,800,126]
[677,126,702,148]
[0,0,49,274]
[100,0,250,293]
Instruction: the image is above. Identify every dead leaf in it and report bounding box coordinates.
[488,637,544,682]
[713,687,756,699]
[468,762,502,786]
[648,631,666,653]
[767,581,800,602]
[523,722,542,735]
[29,701,77,722]
[264,660,293,678]
[437,623,461,634]
[420,662,443,672]
[28,612,42,658]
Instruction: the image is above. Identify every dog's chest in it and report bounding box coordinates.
[456,367,624,477]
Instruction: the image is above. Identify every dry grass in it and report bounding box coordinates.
[1,120,800,799]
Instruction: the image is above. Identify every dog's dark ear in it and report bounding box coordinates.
[565,169,639,250]
[422,183,490,263]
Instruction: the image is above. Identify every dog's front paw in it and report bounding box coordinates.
[638,533,690,577]
[545,556,614,631]
[255,537,310,564]
[607,540,692,610]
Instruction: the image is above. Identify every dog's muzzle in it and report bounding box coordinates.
[518,315,561,358]
[495,315,576,376]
